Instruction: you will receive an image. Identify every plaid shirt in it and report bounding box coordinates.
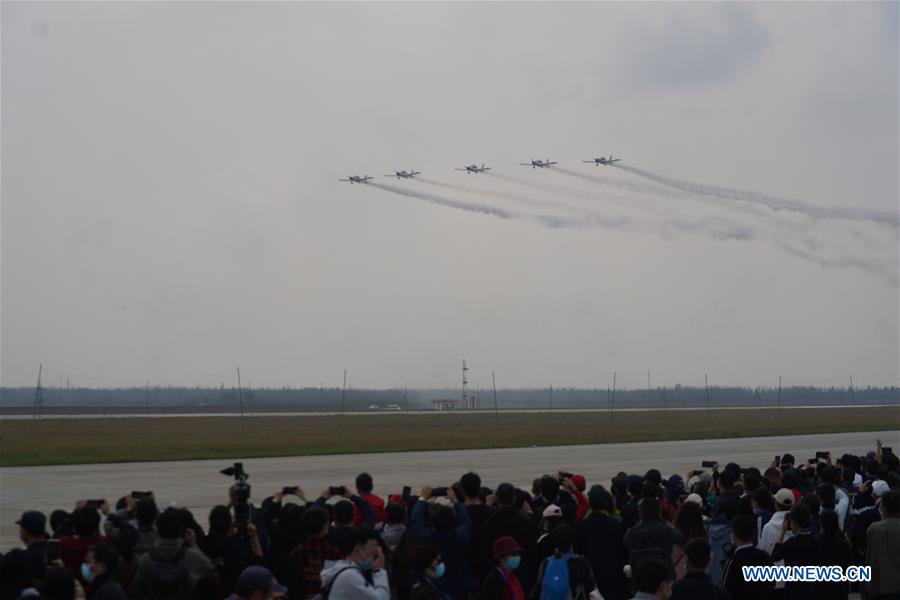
[286,537,342,599]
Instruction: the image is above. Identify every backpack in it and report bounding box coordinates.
[146,546,191,600]
[541,552,572,600]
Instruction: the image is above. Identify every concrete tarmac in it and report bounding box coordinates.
[1,429,896,549]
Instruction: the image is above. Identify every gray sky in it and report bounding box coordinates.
[2,1,898,391]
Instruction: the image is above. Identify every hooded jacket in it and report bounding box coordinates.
[319,559,390,599]
[130,538,214,599]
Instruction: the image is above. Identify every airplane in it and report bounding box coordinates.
[385,170,421,180]
[519,158,557,169]
[583,155,622,166]
[455,164,491,174]
[338,175,374,184]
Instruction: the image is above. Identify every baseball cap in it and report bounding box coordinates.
[570,475,587,492]
[775,488,795,507]
[684,493,703,506]
[542,504,562,518]
[15,511,47,536]
[872,480,890,498]
[236,566,287,594]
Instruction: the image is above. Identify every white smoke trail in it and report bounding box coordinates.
[368,181,586,229]
[613,163,900,227]
[774,239,899,287]
[368,181,513,219]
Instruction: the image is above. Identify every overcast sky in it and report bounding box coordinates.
[2,1,898,391]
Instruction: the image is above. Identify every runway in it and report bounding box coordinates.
[1,429,896,549]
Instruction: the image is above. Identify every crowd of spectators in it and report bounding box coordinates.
[2,438,899,600]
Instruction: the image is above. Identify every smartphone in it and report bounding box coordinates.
[816,451,829,459]
[282,486,298,496]
[883,446,893,454]
[131,491,151,500]
[329,486,346,497]
[401,486,412,502]
[808,458,817,465]
[774,455,781,466]
[85,499,105,510]
[701,461,716,468]
[431,487,448,497]
[46,539,60,562]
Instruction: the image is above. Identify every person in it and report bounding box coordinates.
[319,527,390,599]
[750,487,774,542]
[476,536,527,600]
[620,476,645,532]
[672,501,707,580]
[130,507,214,600]
[484,483,539,592]
[281,507,341,600]
[83,544,128,600]
[575,486,626,600]
[460,471,495,581]
[16,511,49,583]
[536,505,565,563]
[705,496,738,587]
[205,505,265,597]
[408,546,450,600]
[532,524,600,600]
[863,489,900,600]
[629,558,671,600]
[848,479,888,557]
[410,485,475,598]
[771,503,823,600]
[317,487,376,552]
[720,514,774,600]
[378,503,407,552]
[669,539,730,600]
[132,497,160,556]
[758,488,794,555]
[818,511,852,600]
[60,505,112,593]
[622,497,683,577]
[353,473,387,526]
[226,565,288,600]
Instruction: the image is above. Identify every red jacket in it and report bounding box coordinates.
[352,493,386,525]
[60,535,111,591]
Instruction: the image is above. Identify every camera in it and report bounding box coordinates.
[883,446,893,454]
[221,462,251,528]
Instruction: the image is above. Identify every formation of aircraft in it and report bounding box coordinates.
[519,158,557,169]
[340,156,623,182]
[455,164,492,174]
[385,170,421,179]
[338,175,374,184]
[583,155,621,166]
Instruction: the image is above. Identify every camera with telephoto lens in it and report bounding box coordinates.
[221,462,251,531]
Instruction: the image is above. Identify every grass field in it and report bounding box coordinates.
[1,407,897,467]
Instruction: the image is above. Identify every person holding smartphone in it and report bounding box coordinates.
[16,511,50,582]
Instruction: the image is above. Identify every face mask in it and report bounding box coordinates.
[360,558,373,570]
[433,562,446,578]
[81,563,94,583]
[505,555,522,570]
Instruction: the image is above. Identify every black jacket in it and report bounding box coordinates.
[90,572,129,600]
[721,544,775,600]
[465,503,496,580]
[772,532,826,600]
[483,507,538,592]
[575,512,626,600]
[670,571,731,600]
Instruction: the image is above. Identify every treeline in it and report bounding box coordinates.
[1,384,897,411]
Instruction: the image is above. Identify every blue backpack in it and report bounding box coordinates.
[541,551,572,600]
